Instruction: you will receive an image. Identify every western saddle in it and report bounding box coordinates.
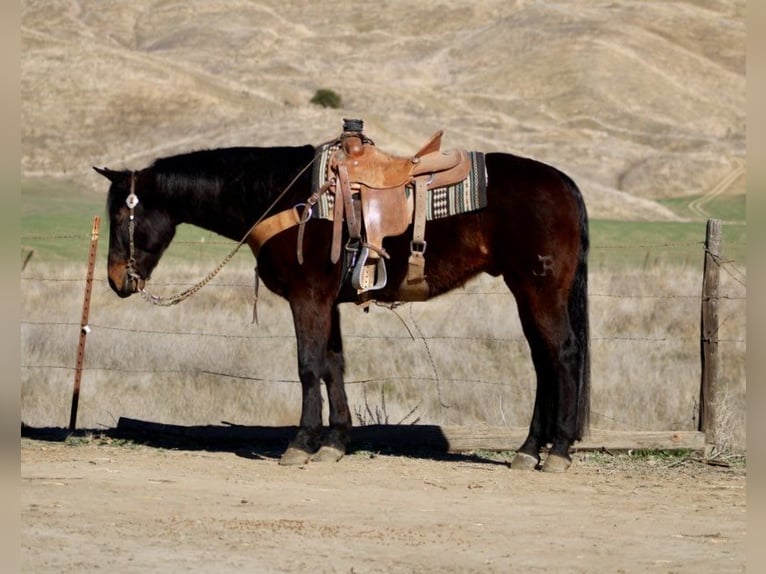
[325,118,472,301]
[250,118,473,302]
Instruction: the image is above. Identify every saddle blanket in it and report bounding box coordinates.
[310,142,487,221]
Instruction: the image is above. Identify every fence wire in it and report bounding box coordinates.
[21,232,747,434]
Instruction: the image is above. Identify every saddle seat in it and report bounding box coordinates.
[338,129,465,189]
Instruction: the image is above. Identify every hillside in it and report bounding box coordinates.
[21,0,746,220]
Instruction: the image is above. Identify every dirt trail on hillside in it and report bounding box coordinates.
[688,158,745,219]
[21,438,745,573]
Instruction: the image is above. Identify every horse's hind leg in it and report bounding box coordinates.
[509,288,581,472]
[508,316,555,471]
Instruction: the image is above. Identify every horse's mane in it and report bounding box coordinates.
[150,146,314,183]
[146,145,316,210]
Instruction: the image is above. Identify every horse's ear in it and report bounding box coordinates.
[93,166,129,183]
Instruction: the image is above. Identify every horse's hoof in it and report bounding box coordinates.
[279,446,311,466]
[310,445,345,463]
[510,451,539,471]
[542,454,572,473]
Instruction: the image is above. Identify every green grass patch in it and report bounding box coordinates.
[22,177,106,261]
[589,219,746,269]
[64,433,141,448]
[658,193,746,221]
[21,177,248,265]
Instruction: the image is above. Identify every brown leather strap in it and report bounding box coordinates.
[397,175,429,299]
[411,175,428,249]
[248,207,300,255]
[338,162,360,238]
[296,205,310,265]
[330,160,362,264]
[331,175,345,263]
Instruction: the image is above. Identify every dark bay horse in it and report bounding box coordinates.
[95,134,590,472]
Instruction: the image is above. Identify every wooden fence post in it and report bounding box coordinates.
[69,216,101,430]
[698,218,721,446]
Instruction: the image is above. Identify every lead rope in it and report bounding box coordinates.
[131,154,320,307]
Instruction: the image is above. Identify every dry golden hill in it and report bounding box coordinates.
[21,0,745,220]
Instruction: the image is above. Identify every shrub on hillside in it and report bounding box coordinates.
[310,88,342,109]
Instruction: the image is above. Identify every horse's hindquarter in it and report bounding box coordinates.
[482,152,584,286]
[373,152,585,300]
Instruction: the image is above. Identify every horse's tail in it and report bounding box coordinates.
[568,177,591,440]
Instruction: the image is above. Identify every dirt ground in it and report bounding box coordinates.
[20,436,745,573]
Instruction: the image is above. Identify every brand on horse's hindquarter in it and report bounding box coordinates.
[533,254,555,277]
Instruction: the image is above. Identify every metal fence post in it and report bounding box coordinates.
[69,216,101,430]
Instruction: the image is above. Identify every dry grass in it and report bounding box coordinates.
[21,256,746,452]
[21,0,745,219]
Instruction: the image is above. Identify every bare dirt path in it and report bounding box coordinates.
[21,437,745,573]
[688,159,745,219]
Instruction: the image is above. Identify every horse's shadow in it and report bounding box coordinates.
[20,419,511,467]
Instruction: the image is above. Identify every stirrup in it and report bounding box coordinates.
[351,245,387,291]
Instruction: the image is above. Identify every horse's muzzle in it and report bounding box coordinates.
[108,263,144,298]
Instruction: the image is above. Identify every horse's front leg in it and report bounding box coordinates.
[280,298,350,465]
[310,304,351,462]
[279,366,323,466]
[278,295,328,465]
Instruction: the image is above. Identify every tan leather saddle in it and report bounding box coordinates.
[327,119,471,300]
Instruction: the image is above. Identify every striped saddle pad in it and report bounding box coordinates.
[310,142,487,222]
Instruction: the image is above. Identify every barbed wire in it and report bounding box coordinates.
[24,319,746,345]
[22,233,90,241]
[18,234,733,247]
[18,276,748,303]
[21,277,86,283]
[715,257,747,287]
[593,241,703,249]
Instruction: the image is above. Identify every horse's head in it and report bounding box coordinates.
[94,167,176,298]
